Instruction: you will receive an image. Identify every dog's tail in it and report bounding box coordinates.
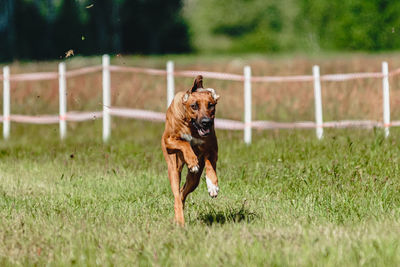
[191,75,203,92]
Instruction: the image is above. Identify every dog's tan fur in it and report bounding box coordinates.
[161,75,219,226]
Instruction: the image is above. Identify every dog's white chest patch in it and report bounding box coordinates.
[181,133,192,142]
[206,176,219,198]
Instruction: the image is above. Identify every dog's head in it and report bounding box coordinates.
[182,75,220,137]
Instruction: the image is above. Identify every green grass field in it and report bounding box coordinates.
[1,119,400,266]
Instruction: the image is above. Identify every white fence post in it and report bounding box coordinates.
[59,62,67,140]
[3,66,10,140]
[167,61,175,107]
[244,66,252,144]
[102,54,111,142]
[382,61,390,138]
[313,65,323,139]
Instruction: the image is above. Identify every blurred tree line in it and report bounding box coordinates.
[184,0,400,53]
[0,0,190,61]
[1,0,400,61]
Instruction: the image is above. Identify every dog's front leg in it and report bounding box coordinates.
[205,155,219,198]
[181,158,205,206]
[165,137,199,173]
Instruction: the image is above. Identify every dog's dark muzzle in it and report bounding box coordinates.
[200,117,212,129]
[192,117,213,137]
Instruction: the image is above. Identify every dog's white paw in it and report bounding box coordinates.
[189,165,199,173]
[206,176,219,198]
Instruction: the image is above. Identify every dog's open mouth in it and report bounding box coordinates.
[192,120,211,137]
[197,128,210,137]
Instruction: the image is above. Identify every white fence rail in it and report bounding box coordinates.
[58,62,66,140]
[1,55,400,144]
[244,66,252,145]
[313,65,323,140]
[2,66,10,140]
[102,54,111,142]
[382,62,390,137]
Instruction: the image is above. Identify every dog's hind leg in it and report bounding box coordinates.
[181,157,205,207]
[165,153,185,226]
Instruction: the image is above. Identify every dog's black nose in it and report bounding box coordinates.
[200,117,212,128]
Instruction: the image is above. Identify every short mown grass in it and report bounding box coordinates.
[0,119,400,266]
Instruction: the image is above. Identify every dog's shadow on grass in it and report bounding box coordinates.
[195,201,258,225]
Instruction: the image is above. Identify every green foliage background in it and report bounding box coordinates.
[184,0,400,53]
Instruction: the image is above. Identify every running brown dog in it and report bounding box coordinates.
[161,75,220,226]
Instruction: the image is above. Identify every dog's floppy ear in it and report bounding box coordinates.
[191,75,203,92]
[206,88,220,102]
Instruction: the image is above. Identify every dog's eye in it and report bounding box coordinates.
[190,103,198,110]
[208,103,215,109]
